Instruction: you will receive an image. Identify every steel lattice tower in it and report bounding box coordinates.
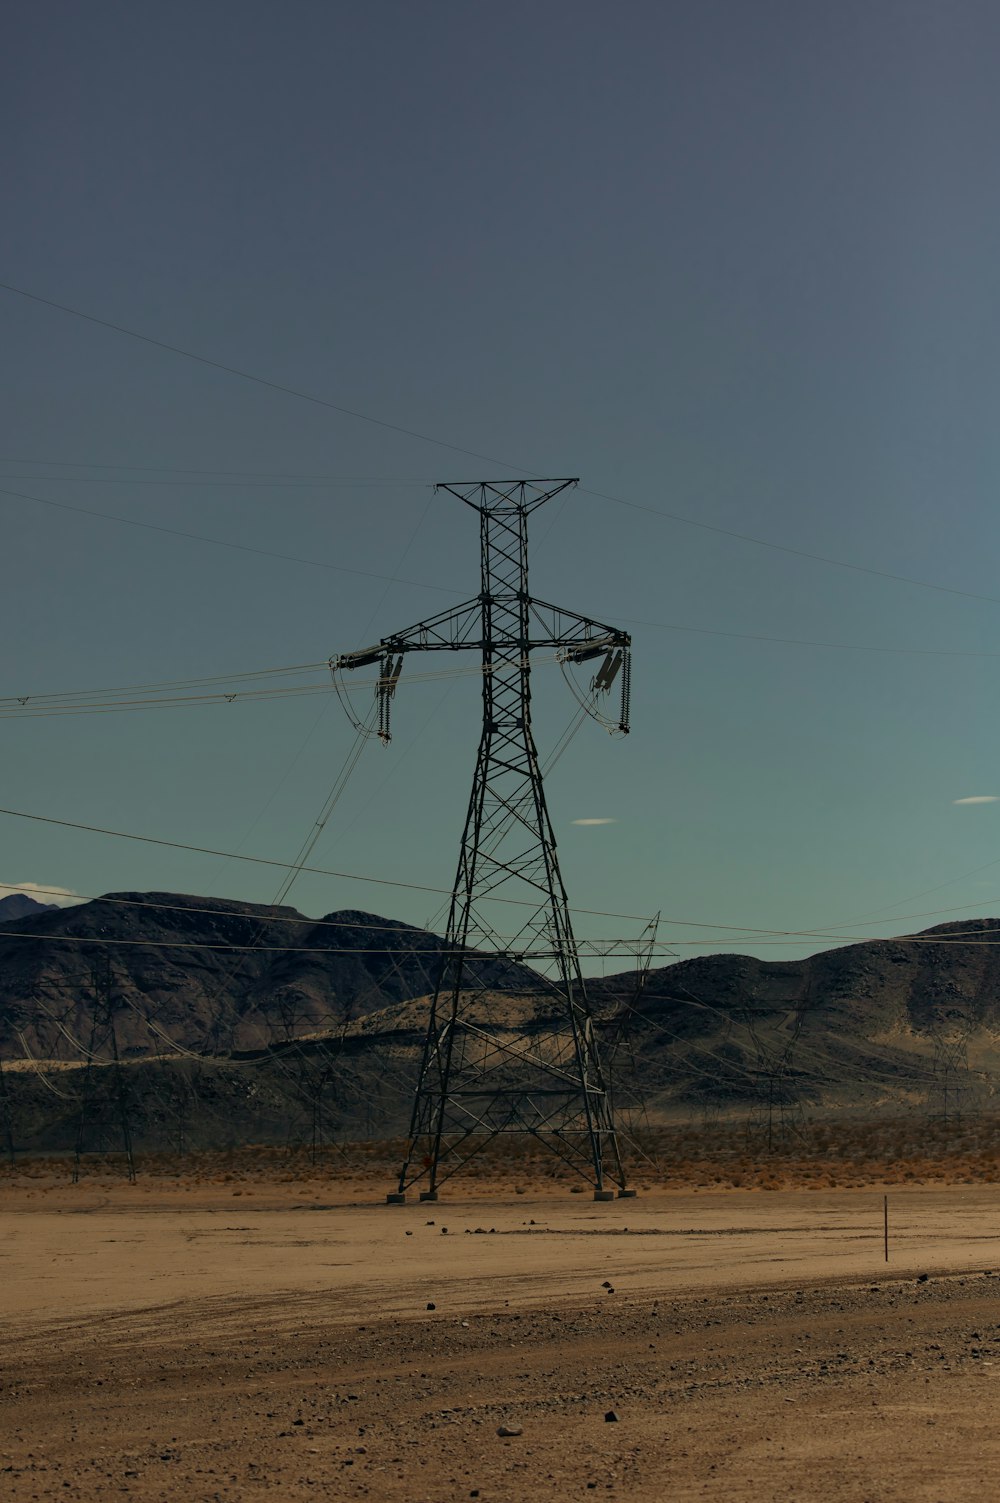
[335,479,634,1201]
[72,954,136,1184]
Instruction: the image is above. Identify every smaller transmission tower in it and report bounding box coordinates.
[0,1056,15,1166]
[601,914,664,1136]
[73,955,136,1183]
[929,1006,973,1127]
[335,479,634,1200]
[742,1005,805,1153]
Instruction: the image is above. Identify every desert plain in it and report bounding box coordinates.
[2,1147,1000,1502]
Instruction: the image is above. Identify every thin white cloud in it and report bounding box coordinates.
[953,795,999,805]
[571,818,617,826]
[0,881,83,907]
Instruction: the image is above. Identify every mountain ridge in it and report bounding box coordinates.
[3,893,999,1130]
[0,889,537,1059]
[0,893,58,924]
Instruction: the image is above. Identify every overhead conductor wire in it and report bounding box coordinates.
[6,278,1000,608]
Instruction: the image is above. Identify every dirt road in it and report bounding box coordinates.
[3,1182,1000,1500]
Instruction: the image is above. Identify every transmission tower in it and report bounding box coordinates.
[602,915,663,1130]
[742,1005,806,1153]
[0,1056,15,1166]
[72,955,136,1183]
[929,1005,973,1127]
[335,479,633,1201]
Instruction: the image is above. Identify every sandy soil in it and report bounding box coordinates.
[4,1173,1000,1500]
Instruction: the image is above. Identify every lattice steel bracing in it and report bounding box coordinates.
[334,480,634,1201]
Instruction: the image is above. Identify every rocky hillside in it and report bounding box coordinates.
[598,918,1000,1037]
[587,918,1000,1115]
[331,917,1000,1120]
[0,891,534,1060]
[3,899,1000,1152]
[0,893,57,923]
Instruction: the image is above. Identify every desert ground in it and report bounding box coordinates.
[3,1153,1000,1501]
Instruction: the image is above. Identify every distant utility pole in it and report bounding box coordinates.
[743,1005,805,1152]
[72,954,136,1183]
[602,913,664,1146]
[930,1006,972,1127]
[335,480,633,1201]
[0,1056,15,1166]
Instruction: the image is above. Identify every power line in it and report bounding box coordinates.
[0,473,433,488]
[0,928,672,958]
[0,885,451,934]
[9,469,1000,661]
[1,458,435,480]
[201,489,443,906]
[6,841,1000,950]
[6,279,999,611]
[579,484,1000,609]
[0,659,329,706]
[800,898,1000,936]
[0,281,524,473]
[0,690,341,722]
[0,803,658,921]
[5,497,999,675]
[0,483,461,596]
[811,856,1000,930]
[0,655,560,720]
[13,1030,76,1099]
[1,458,436,479]
[12,465,1000,658]
[615,613,1000,661]
[0,683,342,721]
[11,889,980,949]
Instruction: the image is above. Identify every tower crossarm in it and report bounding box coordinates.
[331,598,483,666]
[526,597,630,655]
[331,598,632,743]
[332,602,629,664]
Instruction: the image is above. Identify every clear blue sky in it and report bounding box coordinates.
[5,0,1000,966]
